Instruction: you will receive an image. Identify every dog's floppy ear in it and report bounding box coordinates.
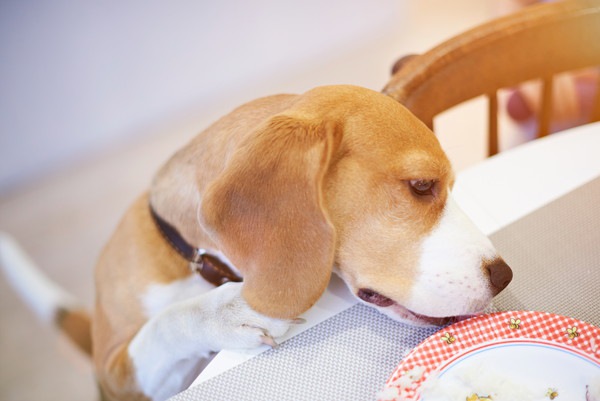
[200,115,340,318]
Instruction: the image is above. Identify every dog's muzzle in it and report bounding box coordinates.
[356,258,513,327]
[357,287,475,326]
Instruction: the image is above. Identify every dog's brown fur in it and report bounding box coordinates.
[37,85,505,400]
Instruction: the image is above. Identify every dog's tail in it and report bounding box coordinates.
[0,232,92,356]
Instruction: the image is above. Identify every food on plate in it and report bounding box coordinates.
[415,365,600,401]
[588,381,600,401]
[417,365,538,401]
[377,366,426,401]
[379,380,600,401]
[379,365,600,401]
[466,394,492,401]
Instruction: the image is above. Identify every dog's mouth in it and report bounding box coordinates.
[356,288,476,327]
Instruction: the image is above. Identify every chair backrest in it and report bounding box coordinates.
[382,0,600,156]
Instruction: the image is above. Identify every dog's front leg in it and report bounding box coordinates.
[128,282,292,401]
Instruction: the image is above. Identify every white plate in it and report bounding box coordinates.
[379,311,600,400]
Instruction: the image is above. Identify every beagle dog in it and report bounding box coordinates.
[0,85,511,401]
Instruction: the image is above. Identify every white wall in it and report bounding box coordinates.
[0,0,406,193]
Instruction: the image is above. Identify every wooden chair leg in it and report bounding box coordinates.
[538,76,554,137]
[488,92,499,157]
[591,67,600,123]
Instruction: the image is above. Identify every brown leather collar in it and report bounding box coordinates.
[149,205,242,286]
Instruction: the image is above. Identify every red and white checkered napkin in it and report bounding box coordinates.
[378,310,600,400]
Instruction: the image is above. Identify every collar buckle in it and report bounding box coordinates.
[150,204,242,286]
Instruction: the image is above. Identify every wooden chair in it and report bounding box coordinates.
[382,0,600,156]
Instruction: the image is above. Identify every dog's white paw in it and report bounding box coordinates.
[202,282,295,351]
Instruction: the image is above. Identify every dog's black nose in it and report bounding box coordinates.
[485,258,513,295]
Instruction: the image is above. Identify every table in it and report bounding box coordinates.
[171,123,600,400]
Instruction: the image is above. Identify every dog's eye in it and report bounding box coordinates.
[409,179,436,197]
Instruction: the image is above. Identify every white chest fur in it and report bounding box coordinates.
[140,274,215,319]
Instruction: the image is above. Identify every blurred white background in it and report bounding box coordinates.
[0,1,497,400]
[0,0,409,193]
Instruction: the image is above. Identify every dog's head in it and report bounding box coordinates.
[200,85,511,326]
